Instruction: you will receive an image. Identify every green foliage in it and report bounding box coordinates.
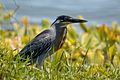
[1,3,120,80]
[1,20,120,79]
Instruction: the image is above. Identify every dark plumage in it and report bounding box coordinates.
[14,15,87,66]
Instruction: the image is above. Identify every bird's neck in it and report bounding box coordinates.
[53,23,67,35]
[52,23,67,50]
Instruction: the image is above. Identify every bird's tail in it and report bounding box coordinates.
[13,52,26,62]
[13,52,35,66]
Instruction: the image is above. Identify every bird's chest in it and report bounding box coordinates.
[55,27,67,51]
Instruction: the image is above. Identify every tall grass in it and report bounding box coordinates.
[1,3,120,79]
[0,19,120,79]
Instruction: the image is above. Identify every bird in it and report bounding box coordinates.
[14,15,87,67]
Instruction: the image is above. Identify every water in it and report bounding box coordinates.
[1,0,120,26]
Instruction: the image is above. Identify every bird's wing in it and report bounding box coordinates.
[15,29,55,61]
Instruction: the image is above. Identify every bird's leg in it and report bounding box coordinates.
[35,51,48,69]
[36,56,45,69]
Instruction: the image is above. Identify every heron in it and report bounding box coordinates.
[14,15,87,67]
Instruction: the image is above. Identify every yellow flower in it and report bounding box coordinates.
[22,16,29,27]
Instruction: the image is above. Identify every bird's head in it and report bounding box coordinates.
[51,15,87,26]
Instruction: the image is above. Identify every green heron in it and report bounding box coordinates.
[14,15,87,66]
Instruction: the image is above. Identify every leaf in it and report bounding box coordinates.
[21,35,30,44]
[94,49,104,65]
[41,18,50,28]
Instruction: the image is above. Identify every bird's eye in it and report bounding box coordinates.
[64,17,68,20]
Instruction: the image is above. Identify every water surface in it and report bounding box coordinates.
[1,0,120,27]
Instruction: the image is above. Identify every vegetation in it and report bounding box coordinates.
[0,2,120,80]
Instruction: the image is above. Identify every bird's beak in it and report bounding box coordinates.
[68,18,87,23]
